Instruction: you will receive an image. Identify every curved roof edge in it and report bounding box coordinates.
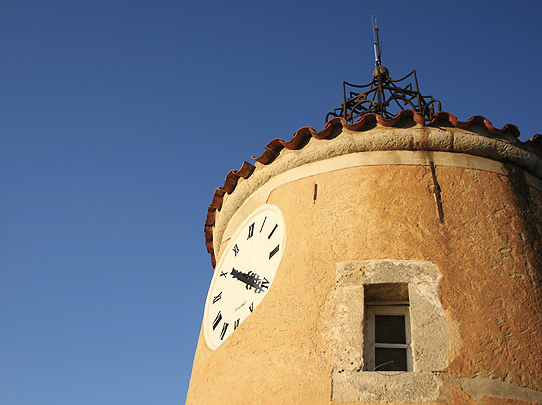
[204,110,542,267]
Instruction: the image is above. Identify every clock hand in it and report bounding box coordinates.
[230,269,270,293]
[230,268,259,290]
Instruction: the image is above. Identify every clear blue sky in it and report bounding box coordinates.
[1,0,540,403]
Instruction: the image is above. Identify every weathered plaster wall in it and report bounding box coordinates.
[187,128,542,404]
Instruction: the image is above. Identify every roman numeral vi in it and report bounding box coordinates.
[220,323,229,340]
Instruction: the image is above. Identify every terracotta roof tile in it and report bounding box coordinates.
[204,161,254,267]
[204,109,540,267]
[252,111,522,164]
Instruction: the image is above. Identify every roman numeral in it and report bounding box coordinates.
[269,245,280,259]
[232,244,239,256]
[234,319,240,330]
[259,216,267,232]
[268,224,278,239]
[219,271,228,278]
[249,302,254,313]
[220,323,229,340]
[212,312,222,330]
[261,277,269,290]
[247,223,255,239]
[212,292,222,304]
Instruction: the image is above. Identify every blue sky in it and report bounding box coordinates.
[1,0,541,403]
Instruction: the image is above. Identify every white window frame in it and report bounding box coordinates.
[365,303,412,372]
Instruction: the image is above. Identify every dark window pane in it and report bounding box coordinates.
[375,315,406,343]
[375,348,407,371]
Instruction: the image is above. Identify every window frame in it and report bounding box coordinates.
[332,260,449,402]
[364,302,412,372]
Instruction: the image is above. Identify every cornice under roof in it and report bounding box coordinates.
[204,110,542,267]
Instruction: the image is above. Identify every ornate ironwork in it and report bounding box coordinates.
[325,69,442,124]
[326,18,441,124]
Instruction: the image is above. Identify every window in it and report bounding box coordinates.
[332,260,449,402]
[364,283,412,372]
[365,304,412,371]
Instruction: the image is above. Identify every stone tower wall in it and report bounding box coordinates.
[188,123,542,404]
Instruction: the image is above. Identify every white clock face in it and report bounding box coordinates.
[203,204,286,350]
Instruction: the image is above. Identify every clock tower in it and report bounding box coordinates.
[187,34,542,404]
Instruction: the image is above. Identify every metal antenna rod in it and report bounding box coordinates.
[371,14,381,67]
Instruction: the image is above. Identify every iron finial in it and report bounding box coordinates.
[326,17,441,124]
